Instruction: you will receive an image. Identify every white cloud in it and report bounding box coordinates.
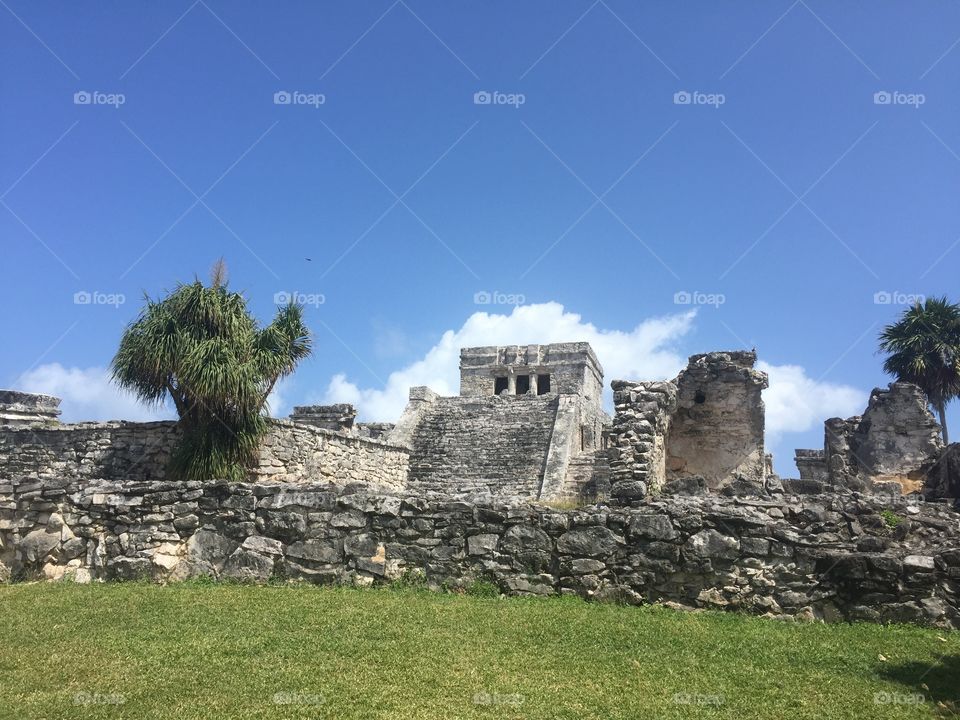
[15,364,297,423]
[16,364,174,422]
[321,302,697,421]
[265,376,293,418]
[759,361,867,441]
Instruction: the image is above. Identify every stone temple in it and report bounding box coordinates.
[1,341,958,627]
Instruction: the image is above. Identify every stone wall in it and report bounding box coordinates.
[0,421,179,482]
[2,477,958,628]
[0,420,409,490]
[666,352,768,488]
[608,380,677,503]
[256,421,408,490]
[405,395,558,497]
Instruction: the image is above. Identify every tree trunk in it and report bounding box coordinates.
[937,400,949,445]
[935,400,951,498]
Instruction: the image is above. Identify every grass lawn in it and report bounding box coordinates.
[0,582,957,719]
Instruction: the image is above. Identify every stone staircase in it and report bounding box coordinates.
[551,450,611,503]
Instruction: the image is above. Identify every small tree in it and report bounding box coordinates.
[878,296,960,444]
[112,261,311,480]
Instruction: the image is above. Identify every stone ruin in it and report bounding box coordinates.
[391,343,608,500]
[0,390,60,427]
[794,382,948,496]
[607,351,770,504]
[2,342,951,501]
[1,341,959,627]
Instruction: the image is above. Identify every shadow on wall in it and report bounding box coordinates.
[878,654,960,714]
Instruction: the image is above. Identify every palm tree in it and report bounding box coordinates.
[878,296,960,444]
[111,261,312,480]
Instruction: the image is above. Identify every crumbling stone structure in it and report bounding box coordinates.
[608,380,677,502]
[666,352,768,486]
[289,404,357,432]
[795,382,945,495]
[607,352,768,503]
[0,390,60,427]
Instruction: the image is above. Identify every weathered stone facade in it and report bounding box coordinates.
[606,352,769,503]
[0,420,408,491]
[289,404,357,432]
[666,351,768,487]
[392,343,609,501]
[794,449,829,483]
[795,382,945,495]
[608,380,677,502]
[0,389,61,427]
[458,342,603,401]
[404,394,558,497]
[1,476,958,628]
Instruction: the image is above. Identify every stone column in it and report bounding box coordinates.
[529,374,538,395]
[507,374,516,395]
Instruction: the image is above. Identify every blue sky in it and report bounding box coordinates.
[2,1,958,475]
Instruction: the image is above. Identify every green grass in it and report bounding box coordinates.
[881,509,904,528]
[0,582,957,719]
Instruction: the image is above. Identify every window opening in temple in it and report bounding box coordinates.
[494,377,508,394]
[537,374,551,394]
[516,375,530,395]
